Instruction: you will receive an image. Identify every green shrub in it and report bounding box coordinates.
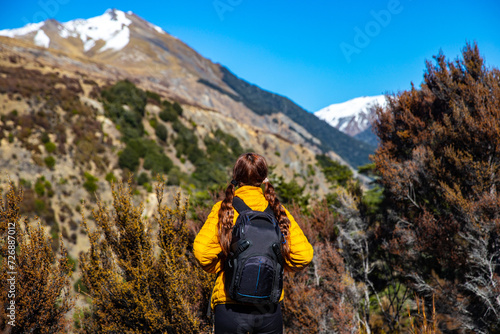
[143,152,173,175]
[159,106,178,122]
[105,172,117,183]
[118,146,140,171]
[143,182,153,192]
[172,120,205,166]
[213,129,244,157]
[44,142,57,153]
[44,181,54,197]
[101,80,147,141]
[137,172,149,186]
[146,90,161,104]
[166,166,186,186]
[83,172,98,193]
[155,123,168,142]
[149,117,158,129]
[126,139,147,158]
[44,156,56,169]
[35,179,45,196]
[101,80,147,116]
[191,160,228,186]
[173,102,183,116]
[316,154,353,187]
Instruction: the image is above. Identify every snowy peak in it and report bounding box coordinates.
[315,95,387,136]
[0,9,165,53]
[60,9,132,52]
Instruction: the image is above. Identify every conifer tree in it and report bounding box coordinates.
[0,183,74,333]
[373,42,500,332]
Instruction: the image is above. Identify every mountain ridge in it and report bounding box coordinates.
[0,8,374,167]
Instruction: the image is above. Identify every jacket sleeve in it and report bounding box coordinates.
[193,201,223,274]
[284,207,314,271]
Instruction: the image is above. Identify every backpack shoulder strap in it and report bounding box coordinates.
[233,196,275,216]
[232,196,251,214]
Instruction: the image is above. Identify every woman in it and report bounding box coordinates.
[193,152,313,334]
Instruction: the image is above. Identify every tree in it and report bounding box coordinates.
[0,183,74,333]
[77,179,212,333]
[373,42,500,332]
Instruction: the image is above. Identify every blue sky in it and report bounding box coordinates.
[1,0,499,112]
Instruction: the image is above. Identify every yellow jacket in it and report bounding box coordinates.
[193,186,314,309]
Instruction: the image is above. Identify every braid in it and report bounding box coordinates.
[264,182,292,264]
[218,183,236,257]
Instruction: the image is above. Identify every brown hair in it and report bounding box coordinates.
[217,152,292,265]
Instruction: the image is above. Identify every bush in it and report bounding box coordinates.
[159,106,178,122]
[146,90,161,104]
[44,142,57,153]
[101,80,147,141]
[149,117,158,129]
[173,102,183,116]
[166,166,186,186]
[155,123,168,142]
[372,43,500,330]
[118,146,140,171]
[83,172,98,193]
[137,172,149,185]
[78,181,211,332]
[316,154,353,187]
[105,172,117,183]
[101,80,147,116]
[143,152,173,175]
[44,156,56,169]
[0,183,74,332]
[126,138,147,158]
[35,179,45,196]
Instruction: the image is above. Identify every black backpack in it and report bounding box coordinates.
[225,196,284,305]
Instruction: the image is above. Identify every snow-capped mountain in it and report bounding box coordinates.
[0,8,228,102]
[0,9,165,53]
[315,95,387,137]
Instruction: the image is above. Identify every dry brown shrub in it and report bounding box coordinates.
[0,183,74,333]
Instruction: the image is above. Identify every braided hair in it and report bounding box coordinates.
[217,153,292,265]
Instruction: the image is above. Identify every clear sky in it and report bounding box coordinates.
[1,0,499,112]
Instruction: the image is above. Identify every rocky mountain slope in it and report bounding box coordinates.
[0,8,373,167]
